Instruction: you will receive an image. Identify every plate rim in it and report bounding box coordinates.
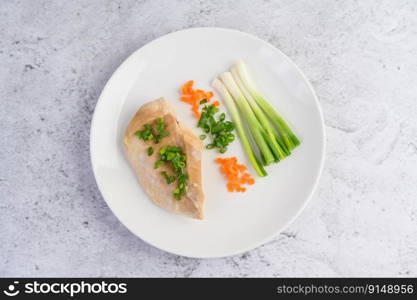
[90,27,326,258]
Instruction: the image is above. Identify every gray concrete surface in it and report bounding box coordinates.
[1,0,417,277]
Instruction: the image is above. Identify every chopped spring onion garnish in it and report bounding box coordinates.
[154,117,169,144]
[158,146,188,200]
[135,124,154,141]
[160,171,176,184]
[134,117,169,145]
[147,147,154,156]
[197,103,235,154]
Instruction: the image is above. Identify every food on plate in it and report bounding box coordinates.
[180,81,235,154]
[234,61,300,150]
[124,98,204,219]
[181,80,216,119]
[154,146,188,200]
[215,157,255,192]
[212,60,301,176]
[212,78,267,177]
[197,104,235,154]
[123,60,299,215]
[135,116,169,144]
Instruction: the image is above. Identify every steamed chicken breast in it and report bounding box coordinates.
[124,98,204,219]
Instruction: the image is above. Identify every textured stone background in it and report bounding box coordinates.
[1,0,416,277]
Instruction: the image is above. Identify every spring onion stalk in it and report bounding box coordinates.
[212,78,267,176]
[230,67,289,159]
[219,72,275,166]
[235,60,300,150]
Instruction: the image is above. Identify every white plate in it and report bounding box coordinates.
[90,28,325,258]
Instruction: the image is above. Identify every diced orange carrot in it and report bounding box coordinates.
[215,156,255,193]
[237,164,247,172]
[181,80,194,95]
[180,81,222,119]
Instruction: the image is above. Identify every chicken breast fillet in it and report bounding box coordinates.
[124,98,204,219]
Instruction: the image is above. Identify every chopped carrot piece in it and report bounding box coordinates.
[181,97,194,104]
[181,80,194,95]
[237,165,247,172]
[180,81,222,119]
[215,157,255,193]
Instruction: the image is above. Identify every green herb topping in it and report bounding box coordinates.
[197,104,235,153]
[154,117,169,144]
[147,147,154,156]
[153,160,163,169]
[135,124,154,141]
[160,171,176,184]
[158,146,188,200]
[134,117,188,200]
[134,117,169,145]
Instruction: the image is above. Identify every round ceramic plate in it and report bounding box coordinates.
[90,27,325,258]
